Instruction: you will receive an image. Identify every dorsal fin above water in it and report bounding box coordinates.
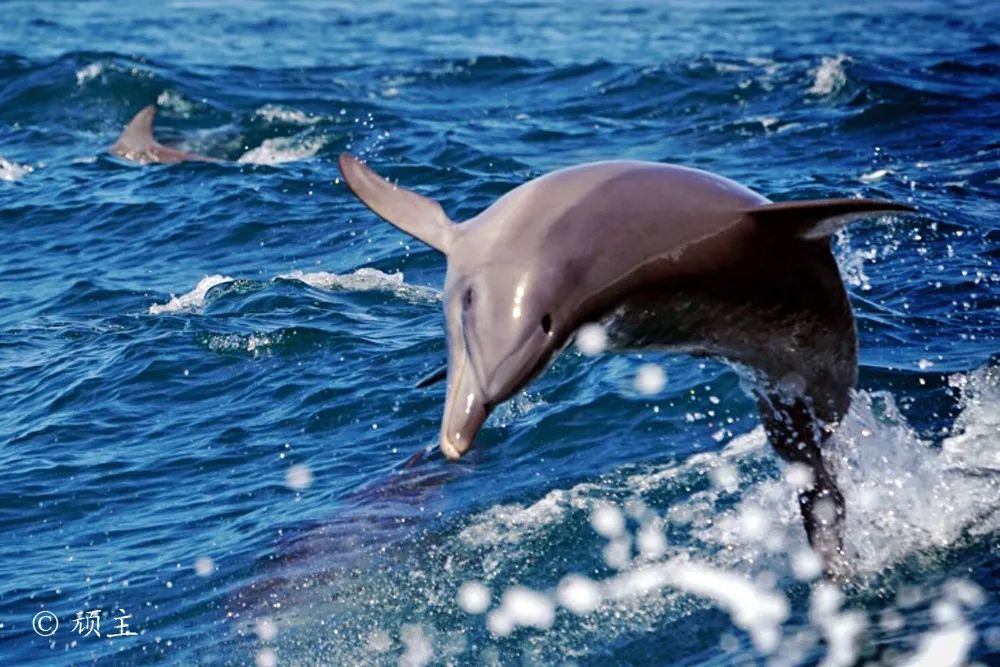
[113,104,159,156]
[338,153,455,254]
[747,198,916,240]
[112,105,219,165]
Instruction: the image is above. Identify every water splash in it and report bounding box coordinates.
[277,268,441,302]
[246,363,999,663]
[808,54,850,96]
[253,104,322,126]
[148,274,233,314]
[237,134,326,165]
[75,61,103,85]
[149,268,440,316]
[0,156,34,182]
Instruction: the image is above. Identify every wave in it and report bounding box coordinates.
[808,54,850,96]
[147,274,233,315]
[74,61,103,85]
[447,365,999,661]
[237,134,327,165]
[275,268,440,302]
[243,362,999,664]
[147,268,440,315]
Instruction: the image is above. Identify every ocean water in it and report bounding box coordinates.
[1,1,998,664]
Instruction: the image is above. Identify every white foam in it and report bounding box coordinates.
[454,364,999,659]
[205,332,283,355]
[456,581,491,614]
[603,536,632,570]
[254,617,278,641]
[148,274,233,314]
[277,268,440,302]
[75,62,103,85]
[458,488,571,547]
[790,548,823,581]
[193,556,215,577]
[691,378,1000,576]
[0,156,33,182]
[635,518,667,559]
[255,648,276,667]
[367,629,392,652]
[899,580,980,667]
[238,134,326,165]
[941,366,1000,471]
[759,116,780,130]
[901,624,973,667]
[487,391,547,427]
[831,386,1000,572]
[254,104,321,126]
[591,502,625,538]
[487,587,555,635]
[709,461,740,492]
[556,574,602,614]
[399,624,433,667]
[156,89,194,115]
[604,559,789,654]
[809,583,866,667]
[859,168,892,183]
[149,268,440,317]
[285,464,313,491]
[808,54,850,96]
[576,323,608,356]
[634,363,667,395]
[834,228,878,292]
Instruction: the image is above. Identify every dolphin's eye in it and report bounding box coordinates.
[540,313,553,335]
[462,288,474,310]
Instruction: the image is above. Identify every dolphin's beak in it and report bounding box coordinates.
[439,351,489,461]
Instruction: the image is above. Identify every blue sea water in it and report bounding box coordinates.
[1,0,999,664]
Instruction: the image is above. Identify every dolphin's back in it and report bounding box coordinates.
[606,233,856,424]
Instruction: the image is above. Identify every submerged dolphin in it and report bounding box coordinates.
[112,105,217,164]
[339,153,914,573]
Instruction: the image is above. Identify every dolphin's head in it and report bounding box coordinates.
[338,154,570,460]
[437,246,568,459]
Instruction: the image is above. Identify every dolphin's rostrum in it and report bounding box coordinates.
[338,153,914,574]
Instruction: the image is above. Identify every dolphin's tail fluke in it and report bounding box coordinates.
[112,105,215,165]
[747,198,916,240]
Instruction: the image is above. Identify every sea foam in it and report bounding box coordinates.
[237,135,326,165]
[0,156,34,182]
[149,268,440,315]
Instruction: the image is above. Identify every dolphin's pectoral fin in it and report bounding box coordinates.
[755,389,847,578]
[747,198,916,240]
[415,364,447,389]
[338,153,455,254]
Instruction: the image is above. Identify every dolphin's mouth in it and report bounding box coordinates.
[439,353,490,461]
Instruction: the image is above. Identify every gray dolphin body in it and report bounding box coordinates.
[339,153,914,573]
[112,105,218,164]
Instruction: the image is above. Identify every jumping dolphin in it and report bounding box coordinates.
[112,105,218,164]
[338,153,915,574]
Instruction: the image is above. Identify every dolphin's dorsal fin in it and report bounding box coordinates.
[339,153,454,253]
[747,198,915,240]
[113,104,160,155]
